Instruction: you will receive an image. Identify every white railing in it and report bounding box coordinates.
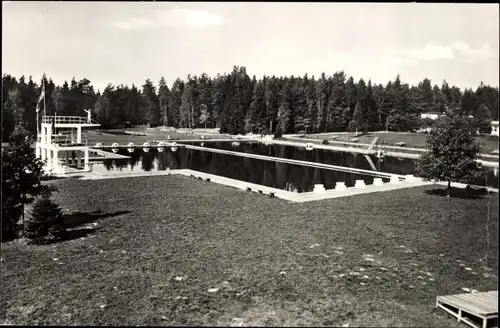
[42,116,100,125]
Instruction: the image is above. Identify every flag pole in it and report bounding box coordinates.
[43,77,46,116]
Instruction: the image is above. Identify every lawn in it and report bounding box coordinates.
[298,132,499,154]
[1,176,498,326]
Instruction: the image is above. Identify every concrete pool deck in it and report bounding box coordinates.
[68,168,440,203]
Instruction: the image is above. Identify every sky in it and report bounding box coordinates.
[2,2,499,92]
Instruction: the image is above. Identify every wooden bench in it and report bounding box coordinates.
[436,290,498,328]
[394,142,407,147]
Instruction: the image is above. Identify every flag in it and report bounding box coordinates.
[36,81,45,113]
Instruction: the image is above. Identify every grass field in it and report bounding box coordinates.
[296,132,499,153]
[1,176,498,326]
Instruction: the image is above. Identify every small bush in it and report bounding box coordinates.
[322,139,329,145]
[24,197,65,244]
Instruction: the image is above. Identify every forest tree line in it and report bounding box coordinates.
[2,65,499,140]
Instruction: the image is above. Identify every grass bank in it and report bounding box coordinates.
[1,176,498,326]
[297,132,499,154]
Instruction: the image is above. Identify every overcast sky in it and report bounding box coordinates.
[2,2,499,92]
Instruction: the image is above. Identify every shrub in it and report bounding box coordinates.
[322,139,329,145]
[24,197,65,244]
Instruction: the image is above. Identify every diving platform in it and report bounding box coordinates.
[436,290,498,328]
[36,115,101,175]
[42,115,100,128]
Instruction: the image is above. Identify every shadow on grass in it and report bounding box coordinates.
[63,210,131,229]
[51,227,97,244]
[42,210,132,244]
[425,186,489,199]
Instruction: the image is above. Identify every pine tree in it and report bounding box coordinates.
[474,104,492,134]
[315,73,328,132]
[326,72,346,132]
[293,77,308,133]
[0,70,498,140]
[304,75,317,134]
[2,124,55,241]
[364,80,376,131]
[170,78,185,127]
[277,79,294,134]
[141,79,159,127]
[461,88,477,116]
[24,196,65,243]
[158,77,171,127]
[349,101,364,134]
[180,84,195,128]
[343,76,357,131]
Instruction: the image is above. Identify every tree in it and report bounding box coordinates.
[158,77,171,127]
[141,79,159,126]
[199,104,209,128]
[417,110,482,196]
[372,84,388,130]
[24,196,65,244]
[51,88,64,116]
[349,101,364,134]
[277,79,294,134]
[0,70,498,139]
[274,124,283,139]
[170,78,184,127]
[180,84,195,128]
[7,88,25,126]
[1,124,55,241]
[473,104,492,134]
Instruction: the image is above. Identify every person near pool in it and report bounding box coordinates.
[84,108,91,123]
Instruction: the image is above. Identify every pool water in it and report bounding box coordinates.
[200,142,499,188]
[90,142,499,189]
[90,147,390,193]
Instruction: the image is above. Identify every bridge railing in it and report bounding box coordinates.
[42,116,100,125]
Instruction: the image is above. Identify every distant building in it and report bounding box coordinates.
[418,112,444,133]
[420,112,444,120]
[418,112,475,134]
[491,121,499,137]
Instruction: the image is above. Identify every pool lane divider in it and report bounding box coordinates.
[182,144,402,179]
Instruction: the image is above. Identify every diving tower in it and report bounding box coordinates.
[36,115,101,175]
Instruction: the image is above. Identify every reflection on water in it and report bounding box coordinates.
[92,142,498,189]
[201,142,499,189]
[91,148,390,193]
